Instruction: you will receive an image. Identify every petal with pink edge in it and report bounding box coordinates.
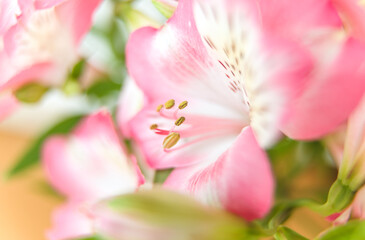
[56,0,101,45]
[193,0,314,148]
[126,0,214,101]
[164,127,274,220]
[42,110,144,202]
[47,202,93,240]
[0,62,54,91]
[352,187,365,219]
[281,38,365,140]
[0,0,20,35]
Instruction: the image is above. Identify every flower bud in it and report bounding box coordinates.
[90,189,249,240]
[152,0,178,18]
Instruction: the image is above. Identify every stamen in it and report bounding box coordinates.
[175,117,186,126]
[178,101,188,109]
[163,132,180,149]
[156,104,163,112]
[165,99,175,109]
[150,124,158,130]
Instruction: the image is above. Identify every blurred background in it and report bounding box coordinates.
[0,131,61,240]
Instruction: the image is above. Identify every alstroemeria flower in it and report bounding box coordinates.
[0,0,101,90]
[42,111,144,239]
[126,0,365,220]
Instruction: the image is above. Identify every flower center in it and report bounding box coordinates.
[150,99,244,152]
[150,99,188,151]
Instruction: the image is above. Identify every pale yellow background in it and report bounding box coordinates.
[0,131,61,240]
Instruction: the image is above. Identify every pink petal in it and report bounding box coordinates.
[55,0,101,45]
[0,62,54,91]
[42,110,144,202]
[47,202,93,240]
[342,95,365,167]
[258,0,341,39]
[117,77,147,138]
[193,0,314,148]
[332,0,365,41]
[34,0,66,9]
[282,38,365,140]
[352,187,365,219]
[326,208,352,225]
[164,127,274,220]
[0,0,20,35]
[126,0,211,101]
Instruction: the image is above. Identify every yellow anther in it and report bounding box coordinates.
[156,104,163,112]
[163,132,180,149]
[150,124,158,130]
[178,101,188,109]
[175,117,186,126]
[165,99,175,109]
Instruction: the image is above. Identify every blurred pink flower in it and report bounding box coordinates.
[43,110,145,240]
[126,0,365,220]
[0,0,101,90]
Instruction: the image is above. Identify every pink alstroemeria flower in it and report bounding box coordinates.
[126,0,365,220]
[43,111,144,240]
[0,0,101,90]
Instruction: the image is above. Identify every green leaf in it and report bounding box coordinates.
[86,79,121,99]
[70,59,86,79]
[6,115,85,178]
[274,226,308,240]
[316,220,365,240]
[14,83,49,103]
[93,189,256,240]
